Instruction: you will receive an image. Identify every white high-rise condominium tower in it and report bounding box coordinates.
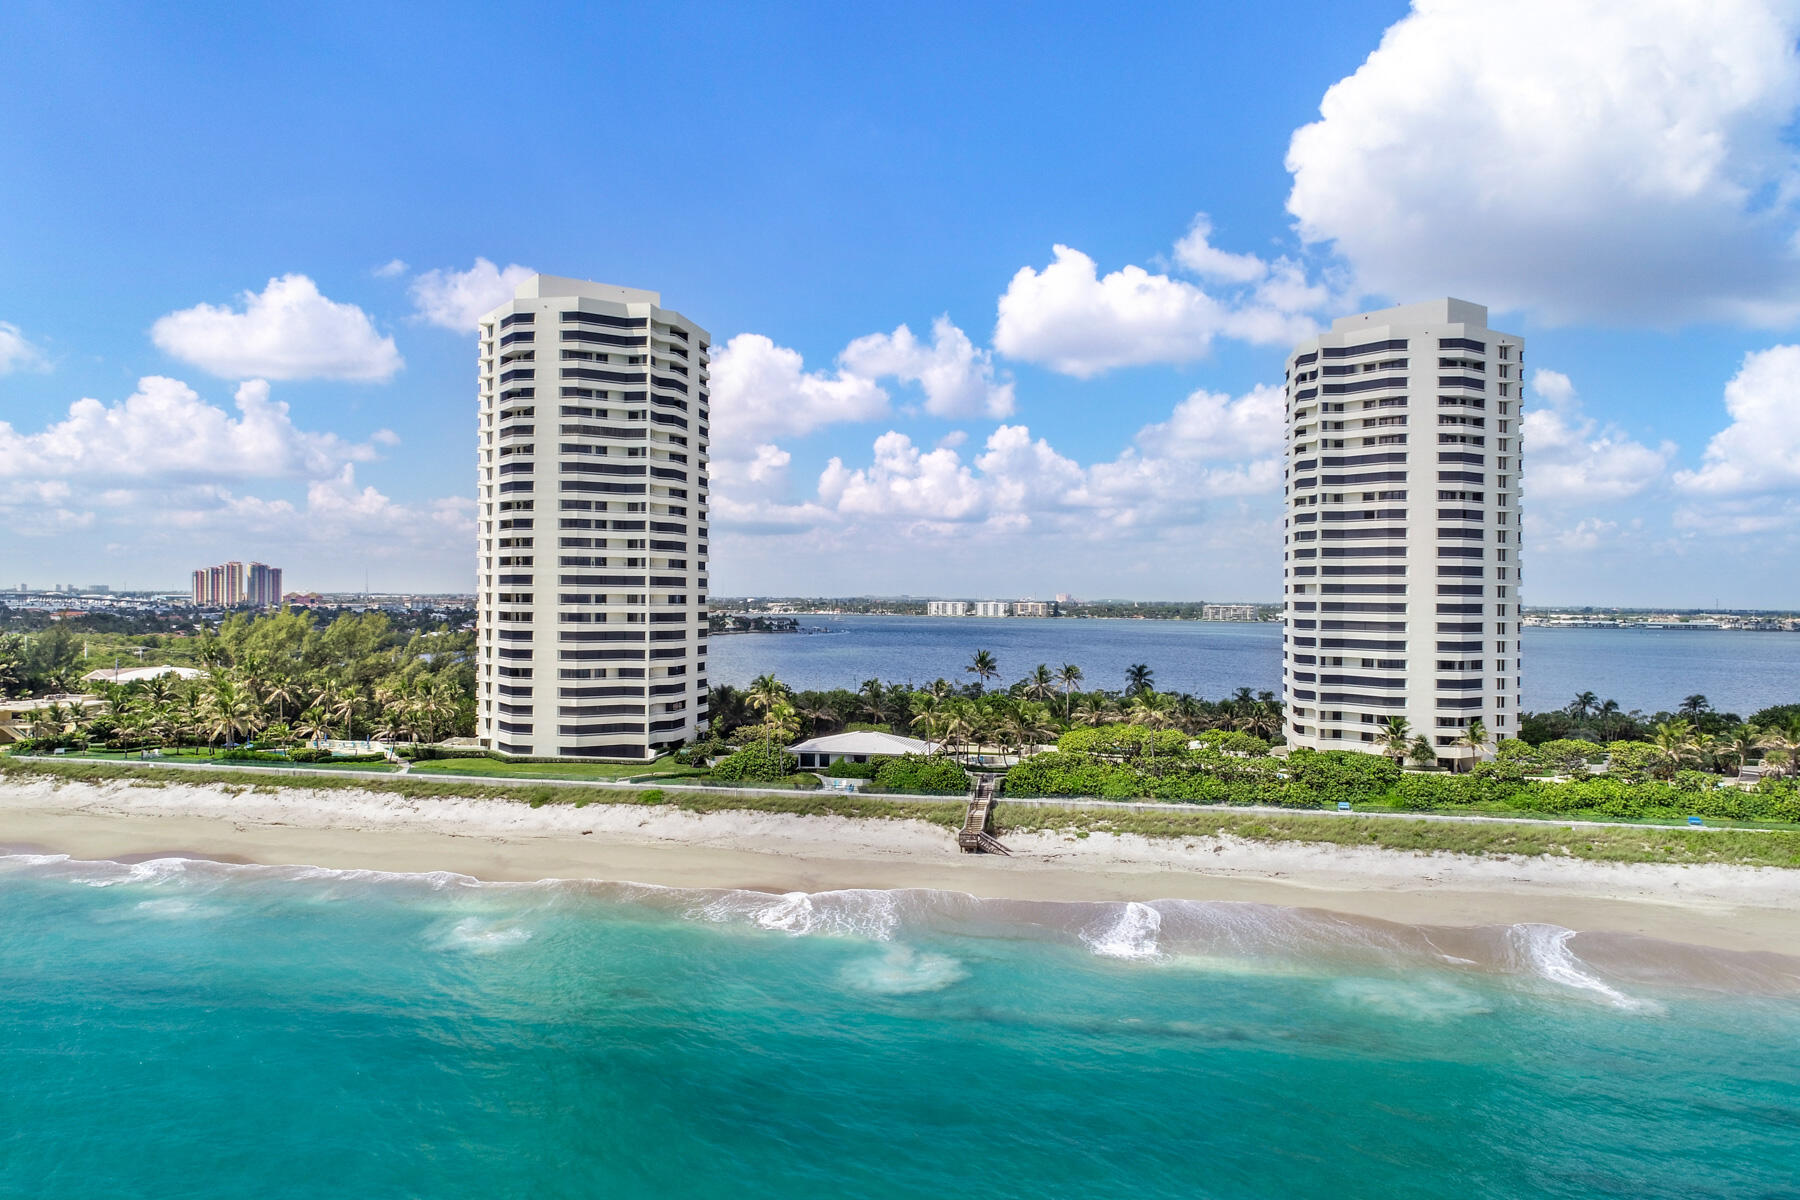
[476,275,710,760]
[1281,299,1522,769]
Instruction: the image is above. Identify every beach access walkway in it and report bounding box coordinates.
[957,774,1011,855]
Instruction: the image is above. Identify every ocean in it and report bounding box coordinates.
[3,854,1797,1199]
[708,616,1800,716]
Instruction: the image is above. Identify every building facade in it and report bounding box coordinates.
[972,600,1011,618]
[925,600,970,617]
[191,560,283,608]
[1281,299,1522,768]
[476,275,710,760]
[1203,604,1257,621]
[247,562,283,608]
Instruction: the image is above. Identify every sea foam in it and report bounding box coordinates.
[1503,923,1663,1012]
[1081,901,1163,960]
[840,945,970,995]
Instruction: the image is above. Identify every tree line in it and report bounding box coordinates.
[10,610,474,751]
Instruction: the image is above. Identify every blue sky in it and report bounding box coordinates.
[4,0,1800,605]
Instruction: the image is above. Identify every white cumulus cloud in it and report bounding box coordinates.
[840,316,1015,418]
[993,242,1321,378]
[410,258,536,330]
[1675,345,1800,495]
[0,322,48,375]
[710,332,889,449]
[151,275,403,381]
[1523,368,1674,501]
[1286,0,1800,324]
[0,377,393,482]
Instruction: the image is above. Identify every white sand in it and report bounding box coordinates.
[3,775,1797,953]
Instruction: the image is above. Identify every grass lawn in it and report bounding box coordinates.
[51,749,401,774]
[405,756,703,782]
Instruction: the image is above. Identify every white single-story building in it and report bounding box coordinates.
[788,730,933,770]
[82,665,205,685]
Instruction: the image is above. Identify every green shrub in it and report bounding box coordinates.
[1283,749,1400,803]
[1197,730,1271,757]
[871,754,971,794]
[819,758,879,778]
[709,743,798,783]
[1604,741,1662,783]
[1056,724,1189,758]
[219,749,293,762]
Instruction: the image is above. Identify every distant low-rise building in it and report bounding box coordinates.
[1012,600,1057,617]
[0,695,106,745]
[972,600,1010,618]
[1203,604,1257,621]
[926,600,970,617]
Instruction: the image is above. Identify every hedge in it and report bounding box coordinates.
[869,754,971,795]
[1002,746,1800,822]
[709,743,798,783]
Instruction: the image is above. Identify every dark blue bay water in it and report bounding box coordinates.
[3,855,1798,1200]
[709,616,1800,716]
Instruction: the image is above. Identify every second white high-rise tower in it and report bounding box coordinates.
[1281,299,1522,768]
[475,274,710,760]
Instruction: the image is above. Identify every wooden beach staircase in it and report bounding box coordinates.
[958,774,1011,855]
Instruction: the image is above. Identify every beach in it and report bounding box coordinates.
[4,775,1797,956]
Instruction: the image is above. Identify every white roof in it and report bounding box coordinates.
[788,730,933,756]
[82,665,205,684]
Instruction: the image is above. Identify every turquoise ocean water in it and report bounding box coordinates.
[3,854,1798,1198]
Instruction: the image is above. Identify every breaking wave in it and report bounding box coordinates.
[2,853,1790,1004]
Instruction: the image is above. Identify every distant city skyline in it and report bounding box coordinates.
[5,2,1800,604]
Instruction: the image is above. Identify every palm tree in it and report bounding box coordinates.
[910,706,951,755]
[747,673,788,716]
[294,706,331,747]
[1717,724,1762,777]
[799,700,840,737]
[1678,694,1712,719]
[1127,690,1175,730]
[1456,718,1491,773]
[747,674,790,747]
[1010,703,1056,758]
[261,674,300,724]
[965,650,998,693]
[1235,701,1281,740]
[1072,696,1114,727]
[204,678,256,750]
[1023,664,1057,705]
[1057,663,1083,718]
[1649,719,1698,779]
[1380,715,1411,767]
[1125,663,1154,696]
[29,701,71,741]
[942,699,981,761]
[1569,691,1599,720]
[1757,718,1800,779]
[856,678,887,725]
[761,700,800,748]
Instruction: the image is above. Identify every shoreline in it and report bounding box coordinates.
[4,776,1799,955]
